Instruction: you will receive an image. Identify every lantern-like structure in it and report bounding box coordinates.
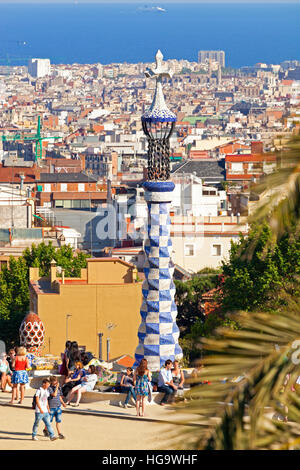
[134,50,183,371]
[19,312,45,356]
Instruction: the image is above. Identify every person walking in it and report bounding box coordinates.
[133,359,151,417]
[66,365,97,407]
[10,347,30,405]
[157,359,177,406]
[120,367,137,408]
[32,378,58,441]
[43,376,67,439]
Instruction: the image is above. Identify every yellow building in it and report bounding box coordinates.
[29,258,142,360]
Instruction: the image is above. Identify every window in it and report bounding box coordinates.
[231,162,243,173]
[212,244,222,256]
[73,200,81,209]
[44,183,51,192]
[184,244,194,256]
[55,200,63,208]
[80,200,90,209]
[63,200,72,209]
[78,183,85,192]
[61,183,67,192]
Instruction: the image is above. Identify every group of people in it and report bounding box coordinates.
[119,358,185,417]
[32,341,98,442]
[0,341,97,441]
[58,340,98,407]
[1,340,186,440]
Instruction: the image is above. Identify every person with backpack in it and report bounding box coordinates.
[32,378,58,441]
[43,376,67,439]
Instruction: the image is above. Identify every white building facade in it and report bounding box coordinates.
[28,59,51,78]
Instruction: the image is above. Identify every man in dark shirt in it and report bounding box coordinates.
[43,376,67,439]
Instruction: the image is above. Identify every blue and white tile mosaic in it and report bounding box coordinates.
[134,184,183,371]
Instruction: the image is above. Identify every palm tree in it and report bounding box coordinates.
[172,308,300,450]
[250,136,300,239]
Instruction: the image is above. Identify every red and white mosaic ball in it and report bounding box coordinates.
[19,312,45,356]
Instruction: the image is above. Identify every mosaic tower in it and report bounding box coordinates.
[134,50,183,370]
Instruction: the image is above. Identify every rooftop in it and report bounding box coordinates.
[39,172,98,183]
[172,159,226,182]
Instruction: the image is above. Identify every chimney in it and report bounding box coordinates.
[251,141,263,154]
[19,173,25,191]
[50,259,57,283]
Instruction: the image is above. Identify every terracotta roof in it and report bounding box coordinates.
[52,192,107,200]
[0,166,40,183]
[87,257,135,269]
[226,154,276,162]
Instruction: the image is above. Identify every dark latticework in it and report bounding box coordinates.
[146,138,171,181]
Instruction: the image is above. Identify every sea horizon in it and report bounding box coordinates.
[0,2,299,67]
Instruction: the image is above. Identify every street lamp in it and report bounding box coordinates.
[106,322,116,362]
[98,332,103,361]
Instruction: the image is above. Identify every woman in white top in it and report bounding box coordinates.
[171,360,185,399]
[67,365,97,407]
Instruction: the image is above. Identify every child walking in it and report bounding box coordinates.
[32,378,58,441]
[43,376,67,439]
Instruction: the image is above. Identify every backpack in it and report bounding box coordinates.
[32,392,38,409]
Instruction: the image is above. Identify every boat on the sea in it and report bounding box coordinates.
[137,6,167,13]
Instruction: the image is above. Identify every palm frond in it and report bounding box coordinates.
[169,307,300,450]
[250,136,300,239]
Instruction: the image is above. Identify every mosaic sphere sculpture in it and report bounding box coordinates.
[19,312,45,356]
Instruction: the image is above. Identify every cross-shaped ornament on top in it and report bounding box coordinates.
[144,50,173,82]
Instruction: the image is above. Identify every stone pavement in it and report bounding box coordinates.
[0,388,196,450]
[0,388,196,425]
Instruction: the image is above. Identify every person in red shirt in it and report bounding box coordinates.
[10,347,29,405]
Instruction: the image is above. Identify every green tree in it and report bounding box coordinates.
[175,271,219,334]
[22,242,88,277]
[171,137,300,449]
[222,223,300,313]
[0,257,29,347]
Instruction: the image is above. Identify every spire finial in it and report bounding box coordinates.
[155,49,163,68]
[142,50,176,123]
